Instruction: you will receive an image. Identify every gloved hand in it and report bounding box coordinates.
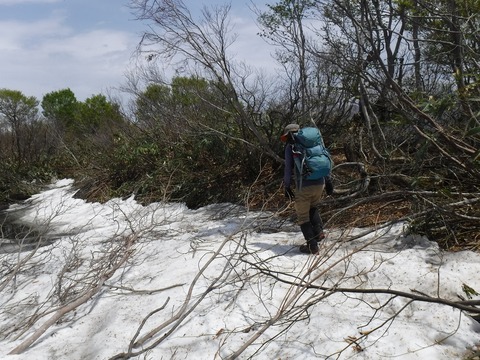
[285,187,295,200]
[325,177,334,196]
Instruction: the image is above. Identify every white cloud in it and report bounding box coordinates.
[40,29,130,58]
[228,14,276,71]
[0,15,69,49]
[0,14,139,101]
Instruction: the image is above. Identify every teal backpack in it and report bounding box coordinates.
[292,127,332,187]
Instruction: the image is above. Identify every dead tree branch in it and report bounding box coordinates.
[9,234,137,355]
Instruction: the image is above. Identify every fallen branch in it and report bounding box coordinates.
[9,234,137,355]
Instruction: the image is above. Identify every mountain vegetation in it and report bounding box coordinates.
[0,0,479,250]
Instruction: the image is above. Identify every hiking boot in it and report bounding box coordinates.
[309,208,325,242]
[299,222,319,254]
[299,243,319,255]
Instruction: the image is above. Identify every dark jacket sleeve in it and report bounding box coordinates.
[283,145,293,188]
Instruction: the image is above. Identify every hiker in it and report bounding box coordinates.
[281,123,334,254]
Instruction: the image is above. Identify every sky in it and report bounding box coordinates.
[0,0,274,103]
[1,179,480,359]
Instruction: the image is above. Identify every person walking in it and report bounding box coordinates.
[281,124,333,254]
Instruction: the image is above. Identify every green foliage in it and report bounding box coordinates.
[0,89,38,123]
[420,94,457,119]
[76,94,124,133]
[81,75,254,207]
[0,157,54,204]
[466,126,480,137]
[107,134,161,187]
[259,0,316,33]
[462,283,479,300]
[0,80,255,209]
[0,89,40,167]
[171,76,209,107]
[135,83,171,127]
[41,88,78,132]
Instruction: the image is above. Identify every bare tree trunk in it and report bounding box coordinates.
[411,0,423,92]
